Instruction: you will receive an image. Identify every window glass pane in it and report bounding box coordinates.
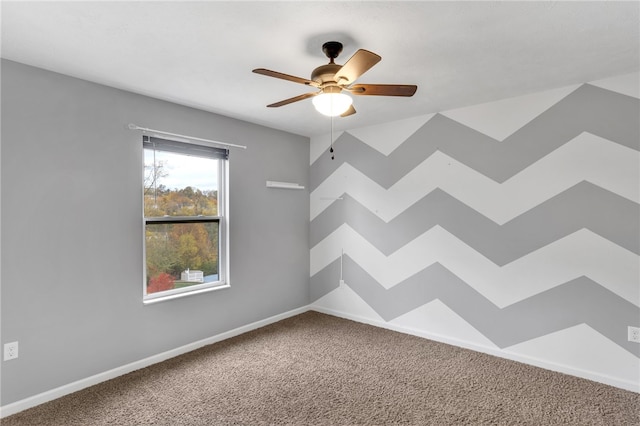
[145,222,220,295]
[144,149,218,217]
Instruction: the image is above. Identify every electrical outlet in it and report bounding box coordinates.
[628,326,640,343]
[4,341,19,361]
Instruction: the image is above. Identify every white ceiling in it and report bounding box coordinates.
[2,1,638,137]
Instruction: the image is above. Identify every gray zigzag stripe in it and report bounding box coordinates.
[310,256,640,357]
[310,84,640,191]
[310,182,640,264]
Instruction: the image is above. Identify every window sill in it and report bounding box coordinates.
[143,282,230,305]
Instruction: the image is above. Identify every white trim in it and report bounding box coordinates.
[310,305,640,394]
[142,282,230,305]
[3,304,637,418]
[0,306,309,418]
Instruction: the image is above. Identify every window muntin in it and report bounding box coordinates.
[143,136,228,302]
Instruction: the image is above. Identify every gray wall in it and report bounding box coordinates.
[0,60,309,405]
[309,75,640,388]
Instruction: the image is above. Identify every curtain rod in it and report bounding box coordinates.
[127,123,247,149]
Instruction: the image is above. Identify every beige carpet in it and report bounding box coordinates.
[3,311,639,425]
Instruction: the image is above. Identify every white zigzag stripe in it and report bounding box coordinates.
[504,324,640,390]
[310,132,639,223]
[310,224,640,308]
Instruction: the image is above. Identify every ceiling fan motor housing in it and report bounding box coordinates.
[311,63,342,86]
[311,41,346,87]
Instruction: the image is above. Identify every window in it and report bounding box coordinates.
[142,136,229,302]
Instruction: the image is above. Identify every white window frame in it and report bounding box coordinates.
[142,136,230,304]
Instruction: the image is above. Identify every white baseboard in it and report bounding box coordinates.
[310,305,640,394]
[3,304,637,418]
[0,306,309,418]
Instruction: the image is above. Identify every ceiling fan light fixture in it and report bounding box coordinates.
[312,92,353,117]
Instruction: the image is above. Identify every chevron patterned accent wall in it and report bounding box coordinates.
[308,72,640,391]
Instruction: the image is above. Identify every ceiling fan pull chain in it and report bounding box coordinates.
[330,115,335,160]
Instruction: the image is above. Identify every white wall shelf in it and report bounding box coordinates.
[266,180,305,190]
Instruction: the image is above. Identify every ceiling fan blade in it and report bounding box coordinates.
[266,92,317,108]
[340,105,356,117]
[253,68,320,87]
[348,84,417,97]
[334,49,381,85]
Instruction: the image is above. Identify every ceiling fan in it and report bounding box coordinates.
[253,41,417,117]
